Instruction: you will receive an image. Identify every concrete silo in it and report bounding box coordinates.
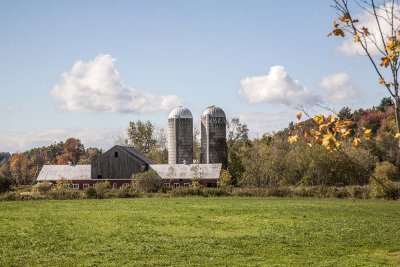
[168,106,194,164]
[200,106,227,168]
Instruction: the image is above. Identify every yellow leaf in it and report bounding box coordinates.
[333,20,339,28]
[380,57,390,67]
[322,134,336,151]
[379,78,385,84]
[363,129,372,140]
[314,115,325,125]
[342,129,352,137]
[340,14,350,22]
[388,54,398,62]
[353,137,361,147]
[362,27,370,36]
[288,135,298,144]
[319,124,328,132]
[333,28,345,37]
[386,42,395,51]
[354,33,360,42]
[395,132,400,138]
[297,112,302,120]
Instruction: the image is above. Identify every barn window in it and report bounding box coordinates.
[97,175,102,179]
[174,183,180,188]
[83,184,89,189]
[114,152,118,158]
[164,183,170,188]
[113,183,117,189]
[72,184,79,190]
[184,183,190,187]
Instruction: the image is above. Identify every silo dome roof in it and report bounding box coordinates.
[201,106,226,118]
[168,106,193,119]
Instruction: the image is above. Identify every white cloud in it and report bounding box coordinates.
[239,65,320,106]
[0,128,122,153]
[320,73,358,103]
[337,3,400,56]
[52,54,182,113]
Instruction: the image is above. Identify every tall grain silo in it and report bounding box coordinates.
[200,106,227,168]
[168,106,194,164]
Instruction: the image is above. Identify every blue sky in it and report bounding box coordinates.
[0,0,388,152]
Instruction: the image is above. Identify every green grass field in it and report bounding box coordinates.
[1,198,399,266]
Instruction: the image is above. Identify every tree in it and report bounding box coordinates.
[125,121,168,164]
[377,97,394,111]
[56,138,85,165]
[78,147,103,164]
[338,107,352,119]
[330,0,400,135]
[126,121,156,153]
[226,118,251,185]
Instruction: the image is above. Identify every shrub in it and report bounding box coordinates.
[94,181,111,199]
[370,161,400,199]
[0,176,12,193]
[132,170,161,193]
[85,187,97,199]
[32,181,52,195]
[116,185,140,198]
[218,169,233,188]
[374,161,398,181]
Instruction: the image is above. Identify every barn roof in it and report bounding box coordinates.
[117,146,153,165]
[149,164,221,180]
[37,165,91,181]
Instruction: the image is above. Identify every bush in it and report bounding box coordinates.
[32,181,52,195]
[218,170,233,188]
[0,177,12,193]
[48,189,83,200]
[370,161,400,199]
[94,181,111,199]
[116,185,140,198]
[85,187,97,199]
[132,171,161,193]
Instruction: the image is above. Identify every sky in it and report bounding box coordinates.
[0,0,391,153]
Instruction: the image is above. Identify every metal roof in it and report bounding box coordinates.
[118,146,153,165]
[149,164,221,180]
[201,106,225,118]
[168,106,193,119]
[37,165,91,181]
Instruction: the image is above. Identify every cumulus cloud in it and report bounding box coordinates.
[239,65,320,106]
[0,128,121,153]
[320,73,358,103]
[337,3,400,56]
[52,54,182,113]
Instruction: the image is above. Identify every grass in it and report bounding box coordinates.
[1,198,400,266]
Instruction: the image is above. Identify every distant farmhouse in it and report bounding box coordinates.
[37,106,226,189]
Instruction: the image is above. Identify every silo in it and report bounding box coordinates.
[168,106,194,164]
[200,106,227,168]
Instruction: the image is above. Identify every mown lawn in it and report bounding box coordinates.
[0,197,399,266]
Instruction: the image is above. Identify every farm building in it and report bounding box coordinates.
[150,163,221,188]
[37,145,152,189]
[36,105,227,189]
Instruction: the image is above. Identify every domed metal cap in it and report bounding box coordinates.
[201,105,226,118]
[168,106,193,119]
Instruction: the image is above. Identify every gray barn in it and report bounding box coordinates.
[91,145,152,179]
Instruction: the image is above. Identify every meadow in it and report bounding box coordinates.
[1,197,399,266]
